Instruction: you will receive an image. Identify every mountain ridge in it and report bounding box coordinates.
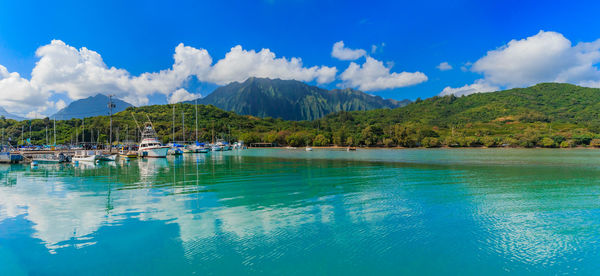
[186,77,410,120]
[0,107,26,121]
[52,94,133,120]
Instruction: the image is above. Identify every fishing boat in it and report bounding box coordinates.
[169,147,184,155]
[32,153,70,163]
[98,154,117,161]
[119,145,138,159]
[138,124,169,158]
[182,145,195,153]
[0,144,23,164]
[233,142,246,149]
[72,150,99,163]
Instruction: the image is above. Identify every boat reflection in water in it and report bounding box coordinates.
[138,157,169,182]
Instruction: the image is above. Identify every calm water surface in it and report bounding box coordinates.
[1,148,600,275]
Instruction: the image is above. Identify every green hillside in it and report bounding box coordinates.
[317,83,600,147]
[3,83,600,148]
[192,77,408,120]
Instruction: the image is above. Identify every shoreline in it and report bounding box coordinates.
[249,146,599,150]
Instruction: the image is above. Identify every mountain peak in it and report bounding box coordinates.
[52,95,133,120]
[0,106,25,121]
[189,78,410,120]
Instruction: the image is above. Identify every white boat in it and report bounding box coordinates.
[72,150,99,163]
[168,147,184,155]
[0,151,11,163]
[305,147,313,151]
[98,154,117,161]
[0,145,23,164]
[198,147,210,153]
[211,145,222,151]
[32,153,70,163]
[138,124,169,158]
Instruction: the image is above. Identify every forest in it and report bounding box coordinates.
[4,83,600,148]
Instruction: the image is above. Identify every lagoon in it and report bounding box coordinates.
[1,148,600,274]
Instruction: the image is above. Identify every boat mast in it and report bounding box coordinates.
[53,117,56,146]
[108,95,115,153]
[182,108,185,144]
[172,104,175,143]
[195,98,198,142]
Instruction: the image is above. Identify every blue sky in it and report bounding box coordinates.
[1,0,600,117]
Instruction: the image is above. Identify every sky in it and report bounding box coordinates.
[1,0,600,118]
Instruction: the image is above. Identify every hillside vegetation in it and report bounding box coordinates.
[3,83,600,148]
[190,77,408,120]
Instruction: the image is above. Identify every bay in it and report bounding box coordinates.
[1,148,600,275]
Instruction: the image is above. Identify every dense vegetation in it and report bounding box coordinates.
[188,77,409,120]
[5,83,600,148]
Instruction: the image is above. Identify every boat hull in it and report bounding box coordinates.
[98,154,117,161]
[72,156,98,162]
[139,146,169,158]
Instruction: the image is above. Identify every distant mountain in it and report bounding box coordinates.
[52,94,133,120]
[187,77,410,120]
[0,107,26,121]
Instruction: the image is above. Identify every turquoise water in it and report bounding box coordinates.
[1,148,600,275]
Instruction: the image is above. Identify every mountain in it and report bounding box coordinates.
[188,77,410,120]
[0,107,26,121]
[3,82,600,148]
[52,94,133,120]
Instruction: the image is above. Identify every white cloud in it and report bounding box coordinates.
[0,40,339,116]
[168,88,200,104]
[371,45,378,54]
[436,62,452,71]
[340,57,428,91]
[370,43,386,54]
[55,99,67,110]
[331,41,366,61]
[439,79,499,97]
[0,65,48,115]
[207,45,337,85]
[30,40,213,107]
[441,30,600,96]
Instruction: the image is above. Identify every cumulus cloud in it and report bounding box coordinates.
[31,40,212,106]
[207,45,337,85]
[340,57,428,91]
[441,30,600,96]
[0,40,339,116]
[168,88,200,104]
[55,99,67,111]
[437,62,452,71]
[0,65,48,115]
[439,79,499,97]
[331,41,367,60]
